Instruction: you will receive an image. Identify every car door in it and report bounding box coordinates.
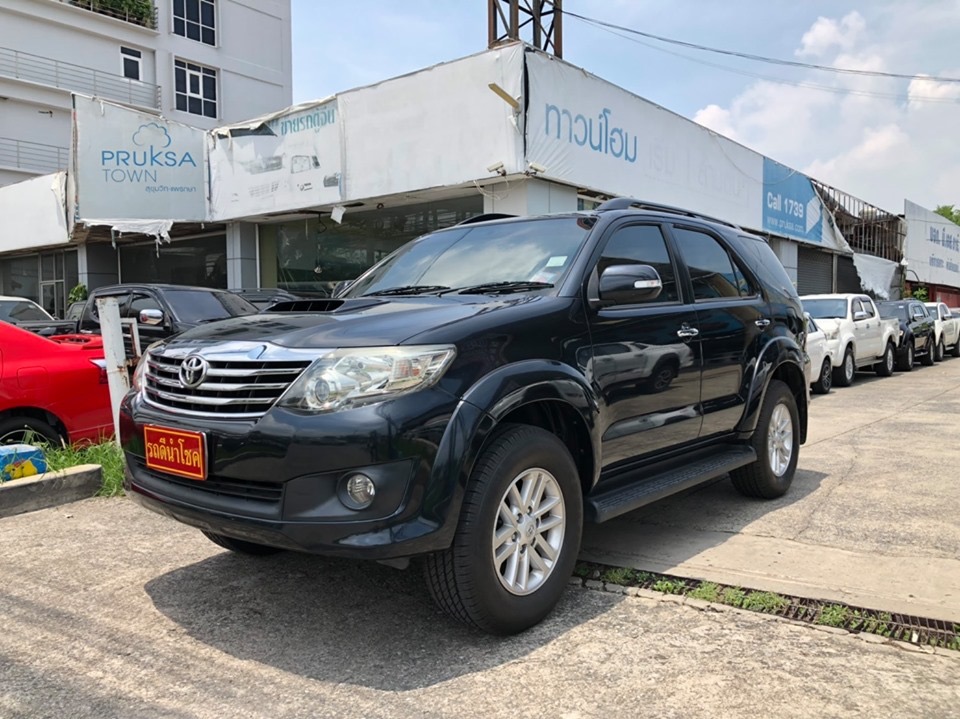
[850,298,874,361]
[668,224,769,438]
[585,221,702,469]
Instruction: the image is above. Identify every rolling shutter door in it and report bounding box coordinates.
[797,247,834,294]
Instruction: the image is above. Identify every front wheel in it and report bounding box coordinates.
[833,346,855,387]
[952,339,960,358]
[875,341,895,377]
[935,338,945,363]
[730,380,799,499]
[424,424,582,635]
[921,338,936,366]
[811,358,832,394]
[897,342,915,372]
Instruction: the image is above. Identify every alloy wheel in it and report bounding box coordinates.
[767,403,794,477]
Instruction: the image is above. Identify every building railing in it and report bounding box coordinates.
[0,137,69,174]
[0,46,160,109]
[58,0,158,30]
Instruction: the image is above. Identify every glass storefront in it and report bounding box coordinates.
[119,235,228,288]
[0,249,78,318]
[258,196,482,295]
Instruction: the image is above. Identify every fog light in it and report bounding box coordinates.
[343,473,376,509]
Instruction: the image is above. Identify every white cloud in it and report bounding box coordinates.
[694,5,960,211]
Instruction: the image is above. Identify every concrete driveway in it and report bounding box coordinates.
[1,498,959,718]
[581,355,960,620]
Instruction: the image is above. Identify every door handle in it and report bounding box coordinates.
[677,327,699,339]
[755,318,771,328]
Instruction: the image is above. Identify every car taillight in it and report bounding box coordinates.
[90,359,108,384]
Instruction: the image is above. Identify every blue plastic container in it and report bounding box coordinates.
[0,444,48,482]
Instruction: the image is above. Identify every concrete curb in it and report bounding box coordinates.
[0,464,103,519]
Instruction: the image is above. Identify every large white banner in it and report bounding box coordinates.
[525,52,763,230]
[71,94,206,221]
[903,199,960,286]
[208,99,342,221]
[0,172,69,253]
[339,44,525,201]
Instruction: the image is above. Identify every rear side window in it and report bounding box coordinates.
[598,224,679,303]
[672,227,753,300]
[738,236,796,299]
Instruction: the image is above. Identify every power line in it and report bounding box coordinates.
[557,5,960,85]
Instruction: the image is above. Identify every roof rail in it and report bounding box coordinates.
[595,198,740,229]
[456,213,516,226]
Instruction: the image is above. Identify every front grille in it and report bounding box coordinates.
[134,458,282,503]
[144,352,311,418]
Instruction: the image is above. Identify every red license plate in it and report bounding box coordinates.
[144,425,207,481]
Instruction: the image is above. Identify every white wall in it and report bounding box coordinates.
[0,172,69,253]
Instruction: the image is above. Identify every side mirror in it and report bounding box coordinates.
[139,309,164,326]
[598,264,663,306]
[853,310,869,321]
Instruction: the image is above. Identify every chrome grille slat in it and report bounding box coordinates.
[143,350,312,418]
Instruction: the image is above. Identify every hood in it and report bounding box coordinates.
[166,294,556,349]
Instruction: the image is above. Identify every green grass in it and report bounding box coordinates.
[652,578,686,595]
[741,591,789,613]
[720,587,747,608]
[687,582,722,603]
[817,604,851,627]
[600,566,636,585]
[43,441,125,496]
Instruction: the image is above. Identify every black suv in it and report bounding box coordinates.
[120,200,808,634]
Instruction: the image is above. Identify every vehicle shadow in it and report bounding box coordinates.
[144,551,617,692]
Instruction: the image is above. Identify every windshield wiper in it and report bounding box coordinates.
[454,281,554,295]
[362,285,451,297]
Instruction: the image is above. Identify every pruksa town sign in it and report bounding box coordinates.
[72,94,206,221]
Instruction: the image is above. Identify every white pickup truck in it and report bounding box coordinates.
[801,294,900,386]
[924,302,960,360]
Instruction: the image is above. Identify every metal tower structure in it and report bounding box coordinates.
[488,0,562,57]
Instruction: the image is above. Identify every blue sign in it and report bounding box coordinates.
[762,158,822,244]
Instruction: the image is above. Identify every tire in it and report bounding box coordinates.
[424,424,582,635]
[921,337,935,366]
[952,339,960,358]
[730,380,799,499]
[897,342,914,372]
[201,530,284,556]
[811,358,832,395]
[0,416,64,446]
[874,341,895,377]
[833,346,855,387]
[935,338,945,363]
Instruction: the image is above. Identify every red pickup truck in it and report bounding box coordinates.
[0,322,113,445]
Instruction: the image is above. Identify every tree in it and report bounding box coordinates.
[934,205,960,225]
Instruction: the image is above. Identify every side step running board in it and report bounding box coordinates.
[586,446,757,523]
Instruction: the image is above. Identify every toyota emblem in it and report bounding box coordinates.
[179,355,209,389]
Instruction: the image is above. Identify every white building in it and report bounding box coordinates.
[0,0,292,188]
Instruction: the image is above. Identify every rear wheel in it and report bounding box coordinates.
[731,380,799,499]
[201,531,284,556]
[0,417,64,446]
[833,346,855,387]
[424,424,582,635]
[875,341,895,377]
[897,342,915,372]
[811,358,832,395]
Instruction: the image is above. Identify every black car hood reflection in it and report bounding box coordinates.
[168,294,549,348]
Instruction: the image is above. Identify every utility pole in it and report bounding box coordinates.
[488,0,562,57]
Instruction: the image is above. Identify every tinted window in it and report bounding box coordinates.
[879,303,909,322]
[0,300,52,322]
[860,298,875,317]
[672,227,741,300]
[344,218,596,297]
[127,294,162,319]
[164,290,258,323]
[598,224,679,303]
[803,299,846,319]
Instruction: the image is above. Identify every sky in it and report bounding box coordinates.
[290,0,960,213]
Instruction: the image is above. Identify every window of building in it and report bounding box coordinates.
[173,0,216,45]
[0,250,78,318]
[673,227,752,301]
[120,47,142,81]
[119,235,227,287]
[597,224,679,303]
[174,59,217,118]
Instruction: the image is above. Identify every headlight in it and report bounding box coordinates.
[278,345,456,413]
[131,350,150,392]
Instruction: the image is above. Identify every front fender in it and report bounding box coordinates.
[738,336,807,439]
[422,360,602,540]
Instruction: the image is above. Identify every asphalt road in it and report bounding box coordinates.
[3,356,960,717]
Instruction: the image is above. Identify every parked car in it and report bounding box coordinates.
[0,295,77,336]
[801,294,900,386]
[120,199,809,635]
[78,284,259,352]
[877,300,936,371]
[924,302,960,359]
[0,322,112,445]
[804,313,835,394]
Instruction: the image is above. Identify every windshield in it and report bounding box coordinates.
[0,299,53,322]
[164,290,258,324]
[342,217,597,298]
[879,303,910,322]
[803,298,847,319]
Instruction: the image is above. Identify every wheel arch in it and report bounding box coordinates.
[0,407,68,443]
[739,338,808,445]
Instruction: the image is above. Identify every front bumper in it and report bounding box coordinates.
[121,388,475,559]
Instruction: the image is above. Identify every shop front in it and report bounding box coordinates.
[117,234,228,288]
[0,248,78,318]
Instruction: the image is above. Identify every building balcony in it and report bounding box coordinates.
[0,46,160,109]
[0,137,69,174]
[58,0,158,30]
